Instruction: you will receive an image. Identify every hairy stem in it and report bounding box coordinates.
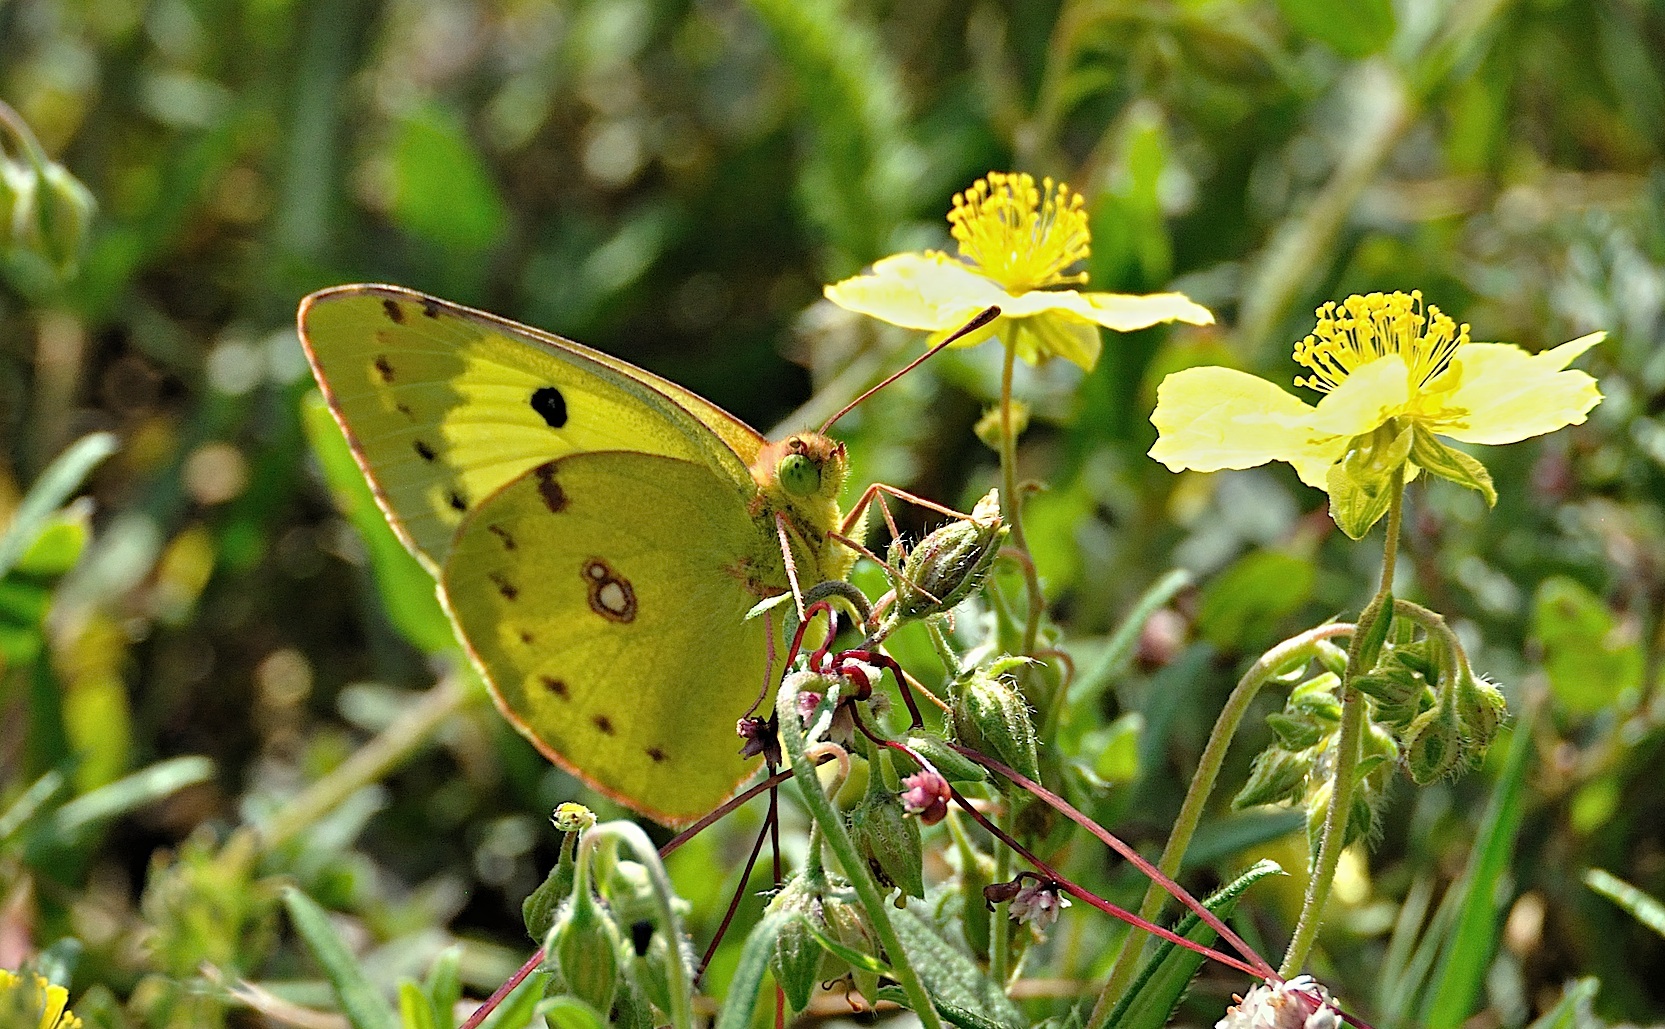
[776,681,946,1029]
[1281,474,1405,976]
[1090,622,1356,1026]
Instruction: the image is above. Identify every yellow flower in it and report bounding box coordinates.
[1149,291,1604,536]
[0,969,84,1029]
[824,172,1214,370]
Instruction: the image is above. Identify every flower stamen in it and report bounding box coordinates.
[1293,291,1468,395]
[948,172,1091,293]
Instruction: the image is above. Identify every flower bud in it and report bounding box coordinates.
[892,490,1007,621]
[34,162,95,276]
[1,159,37,245]
[546,885,622,1014]
[974,400,1030,449]
[1404,697,1465,786]
[1456,673,1507,754]
[953,661,1040,785]
[1233,747,1313,809]
[523,805,592,942]
[820,887,880,1002]
[765,877,825,1012]
[1288,673,1342,724]
[850,786,925,902]
[904,734,988,786]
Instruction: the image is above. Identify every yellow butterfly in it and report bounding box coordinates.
[298,284,857,825]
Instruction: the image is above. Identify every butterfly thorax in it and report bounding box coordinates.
[750,433,854,584]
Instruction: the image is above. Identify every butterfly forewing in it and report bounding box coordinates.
[443,451,789,825]
[299,285,762,573]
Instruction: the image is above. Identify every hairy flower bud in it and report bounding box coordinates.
[850,785,925,902]
[1233,747,1313,809]
[892,490,1006,621]
[953,660,1041,785]
[546,884,622,1015]
[1456,672,1507,754]
[1404,697,1465,786]
[524,805,593,942]
[33,162,95,276]
[765,877,824,1012]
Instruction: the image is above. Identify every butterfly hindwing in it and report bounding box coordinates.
[443,450,790,825]
[298,285,763,573]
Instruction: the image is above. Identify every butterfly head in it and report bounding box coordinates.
[758,433,847,502]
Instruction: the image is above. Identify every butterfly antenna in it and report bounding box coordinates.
[817,305,1000,435]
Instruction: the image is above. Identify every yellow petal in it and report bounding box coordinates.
[1430,334,1604,445]
[1081,290,1215,330]
[1149,366,1344,487]
[1306,354,1411,438]
[824,252,1005,331]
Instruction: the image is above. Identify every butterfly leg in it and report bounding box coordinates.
[774,511,807,620]
[838,481,972,538]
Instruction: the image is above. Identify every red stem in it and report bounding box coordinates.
[945,784,1262,978]
[948,743,1279,980]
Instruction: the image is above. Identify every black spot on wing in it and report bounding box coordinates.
[489,572,518,601]
[414,440,436,462]
[448,490,468,512]
[646,746,667,763]
[540,675,568,698]
[488,525,517,550]
[531,386,568,428]
[535,465,567,514]
[422,298,440,318]
[374,355,395,382]
[593,714,615,735]
[382,298,405,324]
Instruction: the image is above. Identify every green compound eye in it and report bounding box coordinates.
[778,452,822,496]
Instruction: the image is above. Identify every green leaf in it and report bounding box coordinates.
[282,886,401,1029]
[388,104,510,251]
[48,755,215,840]
[0,431,116,580]
[889,907,1024,1029]
[422,946,463,1028]
[1106,860,1284,1029]
[715,911,791,1029]
[540,996,606,1029]
[301,393,456,654]
[1421,705,1536,1028]
[1531,576,1643,715]
[1196,551,1314,648]
[0,770,65,846]
[1277,0,1395,57]
[399,983,437,1029]
[1409,425,1496,505]
[1525,979,1600,1029]
[1584,868,1665,939]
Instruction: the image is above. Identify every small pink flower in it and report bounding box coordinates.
[900,770,951,825]
[1217,976,1343,1029]
[1009,878,1071,931]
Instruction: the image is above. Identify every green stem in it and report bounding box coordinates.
[925,618,962,677]
[775,681,945,1029]
[989,805,1016,987]
[260,675,471,851]
[1088,622,1356,1027]
[998,339,1044,659]
[589,822,696,1029]
[1280,473,1406,977]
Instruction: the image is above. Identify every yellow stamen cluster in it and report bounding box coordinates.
[1293,291,1468,394]
[948,172,1091,293]
[0,969,83,1029]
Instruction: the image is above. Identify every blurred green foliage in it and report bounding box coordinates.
[2,0,1663,1026]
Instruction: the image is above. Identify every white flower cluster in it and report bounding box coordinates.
[1217,976,1343,1029]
